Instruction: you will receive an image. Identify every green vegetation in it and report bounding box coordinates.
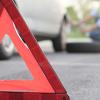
[66,7,86,38]
[66,7,79,22]
[66,5,95,39]
[68,26,87,38]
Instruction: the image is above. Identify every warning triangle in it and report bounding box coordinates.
[0,0,69,99]
[0,7,54,92]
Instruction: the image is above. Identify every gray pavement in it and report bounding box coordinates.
[0,41,100,100]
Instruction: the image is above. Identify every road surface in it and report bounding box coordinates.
[0,41,100,100]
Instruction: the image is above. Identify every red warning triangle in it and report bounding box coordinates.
[0,3,54,93]
[0,0,69,100]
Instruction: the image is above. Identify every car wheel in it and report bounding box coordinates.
[52,20,68,52]
[0,35,15,60]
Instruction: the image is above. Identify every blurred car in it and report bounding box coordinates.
[0,0,68,59]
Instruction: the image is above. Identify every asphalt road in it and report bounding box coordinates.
[0,41,100,100]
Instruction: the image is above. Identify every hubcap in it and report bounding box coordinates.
[2,35,14,53]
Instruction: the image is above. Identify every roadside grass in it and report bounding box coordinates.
[66,6,95,39]
[68,27,88,39]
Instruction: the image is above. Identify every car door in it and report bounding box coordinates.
[15,0,64,36]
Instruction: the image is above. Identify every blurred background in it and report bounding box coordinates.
[0,0,100,100]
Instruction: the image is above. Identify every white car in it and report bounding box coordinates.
[0,0,68,59]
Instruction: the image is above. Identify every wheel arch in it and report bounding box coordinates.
[63,14,69,23]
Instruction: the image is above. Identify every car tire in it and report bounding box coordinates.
[52,20,68,52]
[0,35,15,60]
